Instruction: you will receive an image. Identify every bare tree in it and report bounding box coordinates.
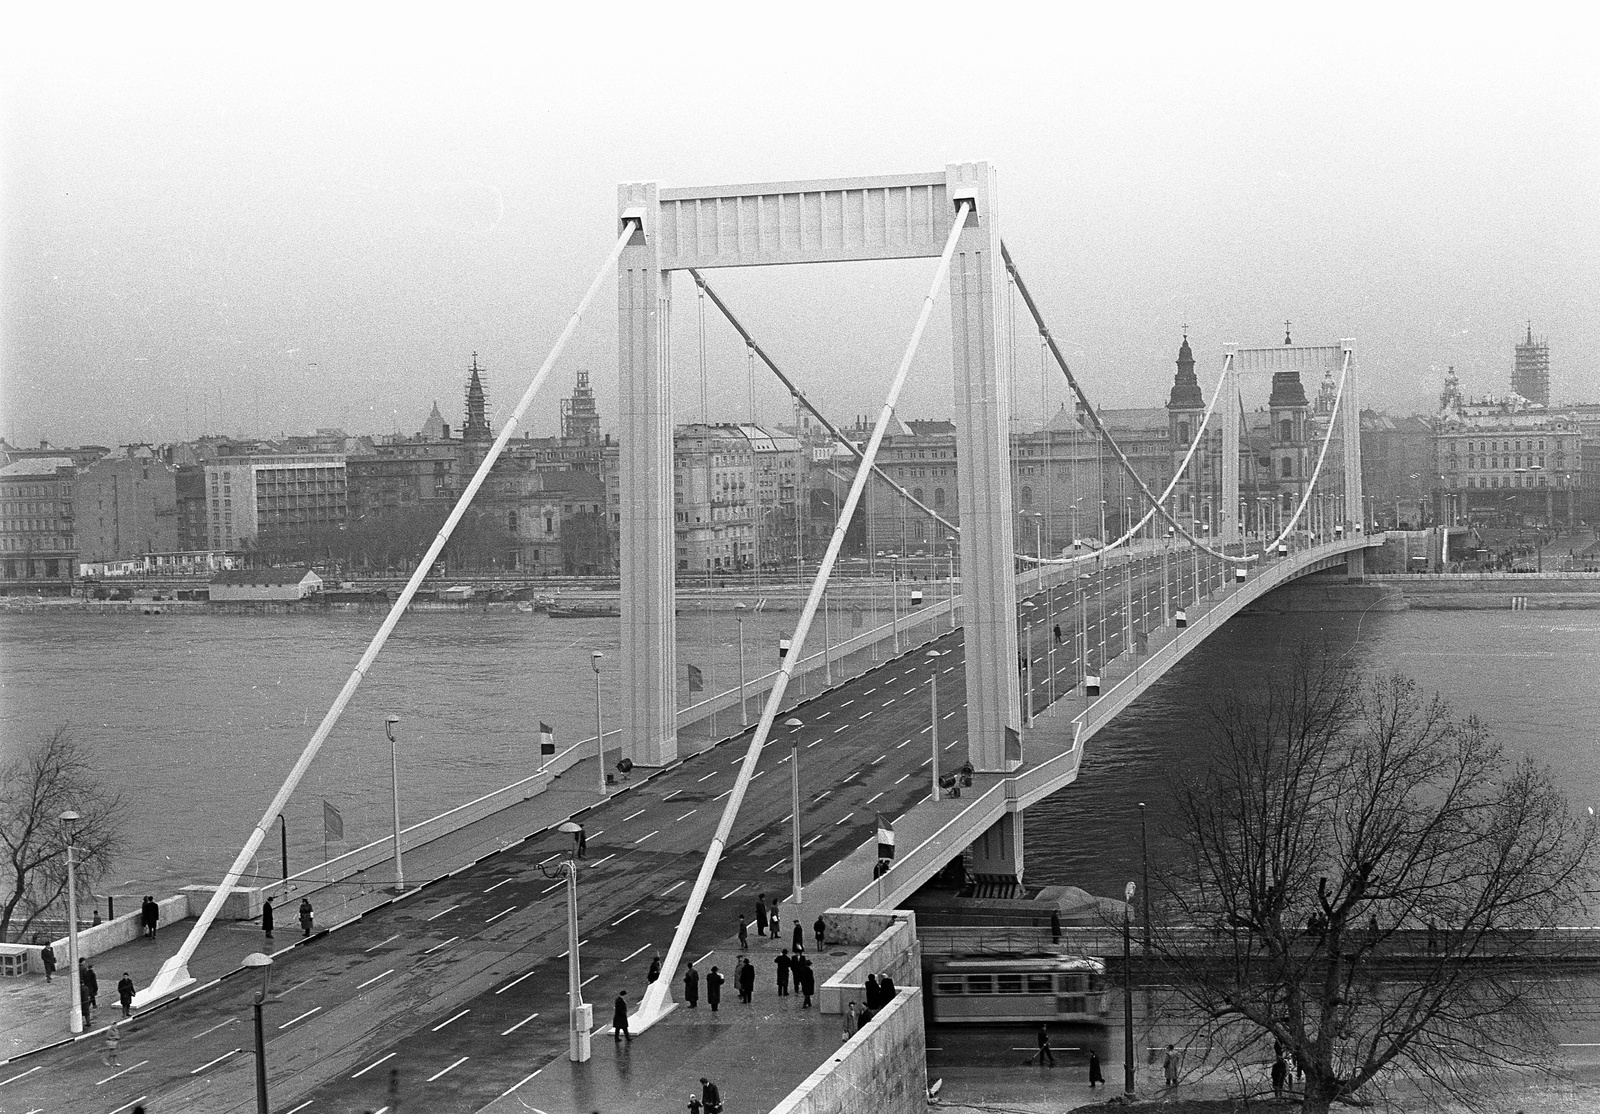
[1154,652,1597,1113]
[0,726,124,942]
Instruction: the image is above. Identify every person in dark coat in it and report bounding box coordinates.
[755,894,769,938]
[78,961,94,1018]
[738,957,755,1004]
[298,898,313,937]
[878,972,897,1004]
[706,965,723,1011]
[684,962,699,1008]
[813,915,826,949]
[647,953,661,983]
[85,961,99,1008]
[700,1077,723,1114]
[262,898,274,940]
[613,990,631,1041]
[40,941,56,982]
[864,973,881,1010]
[775,949,790,996]
[1089,1050,1104,1088]
[146,896,160,939]
[792,920,803,951]
[1050,909,1062,944]
[117,972,136,1018]
[1271,1054,1288,1098]
[797,956,814,1008]
[737,915,749,951]
[1034,1023,1055,1065]
[769,912,781,942]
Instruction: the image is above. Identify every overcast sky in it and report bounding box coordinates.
[3,5,1595,449]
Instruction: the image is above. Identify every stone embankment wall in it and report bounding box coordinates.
[818,912,921,1015]
[767,984,927,1114]
[10,894,189,968]
[1246,571,1600,613]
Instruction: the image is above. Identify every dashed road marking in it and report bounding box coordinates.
[621,944,650,963]
[496,970,538,995]
[622,809,645,822]
[675,809,697,821]
[426,904,460,921]
[635,831,659,844]
[722,883,747,899]
[661,879,687,896]
[486,906,517,923]
[803,834,823,847]
[278,1007,322,1030]
[865,792,884,805]
[591,854,615,866]
[541,881,564,895]
[422,936,460,955]
[483,878,515,893]
[191,1018,238,1040]
[357,968,394,989]
[0,1065,43,1087]
[698,771,719,782]
[894,774,911,784]
[107,1098,150,1114]
[432,1009,471,1032]
[284,1102,315,1114]
[427,1056,468,1082]
[191,1049,243,1074]
[95,1060,149,1086]
[713,791,731,802]
[353,1051,397,1077]
[501,1067,543,1096]
[365,933,400,951]
[502,1013,540,1036]
[612,909,640,926]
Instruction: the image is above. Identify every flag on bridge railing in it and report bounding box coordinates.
[687,664,704,692]
[323,800,343,842]
[539,723,556,755]
[876,813,895,861]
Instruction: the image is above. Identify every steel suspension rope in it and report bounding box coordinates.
[137,221,640,1006]
[634,202,972,1031]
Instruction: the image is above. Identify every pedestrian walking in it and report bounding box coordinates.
[770,912,781,942]
[648,953,661,983]
[1089,1050,1104,1089]
[797,955,814,1009]
[575,824,587,859]
[1163,1043,1180,1086]
[684,962,700,1008]
[1053,623,1063,645]
[142,896,160,940]
[792,920,803,952]
[262,898,274,940]
[755,894,769,938]
[738,956,755,1004]
[298,897,313,937]
[118,972,136,1018]
[100,1021,122,1067]
[687,1095,702,1114]
[700,1077,723,1114]
[40,940,56,982]
[84,961,99,1009]
[706,965,724,1011]
[775,949,790,996]
[1271,1053,1288,1098]
[864,973,880,1010]
[1050,909,1062,944]
[79,965,93,1019]
[843,1000,858,1041]
[613,990,631,1041]
[813,914,826,950]
[1034,1023,1055,1065]
[737,915,749,951]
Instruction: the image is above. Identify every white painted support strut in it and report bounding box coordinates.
[135,223,638,1007]
[630,202,972,1034]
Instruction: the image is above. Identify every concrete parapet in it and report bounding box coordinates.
[18,895,190,964]
[819,913,920,1015]
[768,986,927,1114]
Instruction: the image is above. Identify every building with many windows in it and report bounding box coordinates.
[0,456,78,586]
[75,454,180,562]
[1434,388,1584,528]
[203,453,348,550]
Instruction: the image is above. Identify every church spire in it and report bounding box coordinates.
[462,353,491,442]
[1167,330,1204,410]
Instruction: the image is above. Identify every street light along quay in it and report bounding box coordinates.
[927,650,942,801]
[591,650,605,796]
[59,809,83,1034]
[385,714,404,893]
[786,717,804,913]
[243,950,273,1114]
[1123,880,1136,1096]
[734,602,749,726]
[550,822,591,1062]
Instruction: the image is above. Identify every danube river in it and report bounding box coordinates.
[2,605,1597,902]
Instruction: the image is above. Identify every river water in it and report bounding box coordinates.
[2,606,1596,902]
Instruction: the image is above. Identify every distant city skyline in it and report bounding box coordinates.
[4,9,1595,449]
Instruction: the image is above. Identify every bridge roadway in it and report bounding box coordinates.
[3,543,1318,1113]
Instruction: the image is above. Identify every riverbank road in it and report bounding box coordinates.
[0,562,1184,1112]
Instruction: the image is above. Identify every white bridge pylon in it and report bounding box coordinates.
[617,164,1022,774]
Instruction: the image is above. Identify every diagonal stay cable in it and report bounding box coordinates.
[135,221,640,1006]
[687,268,962,540]
[632,202,972,1032]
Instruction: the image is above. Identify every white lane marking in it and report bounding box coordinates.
[278,1007,322,1030]
[501,1067,543,1096]
[816,711,832,719]
[871,755,887,764]
[612,909,640,926]
[695,950,716,965]
[621,944,650,963]
[809,739,823,748]
[815,790,832,800]
[635,830,659,844]
[281,976,314,995]
[698,771,719,782]
[623,809,645,822]
[95,1060,149,1086]
[284,1102,315,1114]
[729,756,744,767]
[106,1098,150,1114]
[945,741,958,750]
[661,879,687,896]
[832,726,847,734]
[865,792,885,805]
[751,770,766,780]
[423,936,460,955]
[766,858,787,872]
[894,774,911,785]
[487,906,517,923]
[191,1049,243,1074]
[538,853,562,866]
[483,878,515,893]
[675,809,697,821]
[857,712,871,720]
[365,933,400,952]
[740,831,765,847]
[502,1013,541,1036]
[662,789,681,801]
[357,968,395,990]
[432,1009,471,1031]
[426,904,460,921]
[427,1056,469,1082]
[921,758,932,767]
[863,688,877,695]
[920,725,931,733]
[835,814,852,825]
[353,1051,398,1076]
[591,853,615,866]
[943,666,957,673]
[496,970,537,995]
[0,1065,43,1086]
[882,698,896,707]
[896,739,911,749]
[943,710,956,719]
[722,883,747,899]
[841,699,855,708]
[581,974,599,987]
[541,881,564,895]
[713,791,731,802]
[191,1017,238,1040]
[803,833,824,847]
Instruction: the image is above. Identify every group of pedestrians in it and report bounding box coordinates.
[261,896,315,941]
[139,896,160,939]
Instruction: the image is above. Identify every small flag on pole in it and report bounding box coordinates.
[539,722,556,755]
[1005,726,1022,763]
[687,664,704,692]
[322,800,344,842]
[876,813,896,861]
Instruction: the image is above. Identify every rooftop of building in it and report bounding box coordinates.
[210,566,321,585]
[0,456,79,478]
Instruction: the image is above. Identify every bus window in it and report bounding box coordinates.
[934,976,964,995]
[996,973,1023,995]
[1027,974,1054,994]
[1059,974,1086,994]
[966,974,993,995]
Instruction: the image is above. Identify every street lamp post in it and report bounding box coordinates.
[1139,803,1150,951]
[551,824,591,1062]
[927,650,942,800]
[786,718,804,913]
[385,715,404,892]
[242,951,273,1114]
[734,603,749,727]
[59,810,83,1034]
[1123,881,1137,1096]
[591,651,605,796]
